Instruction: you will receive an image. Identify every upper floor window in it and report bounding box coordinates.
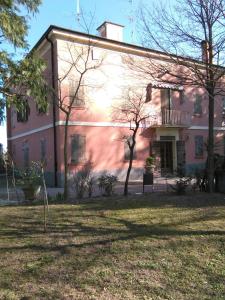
[17,100,30,122]
[124,137,137,161]
[193,95,202,116]
[161,88,172,110]
[222,97,225,118]
[145,84,152,103]
[223,136,225,156]
[69,80,85,108]
[71,134,86,164]
[36,98,48,114]
[195,135,204,158]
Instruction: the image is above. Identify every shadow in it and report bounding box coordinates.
[74,192,225,212]
[1,201,225,253]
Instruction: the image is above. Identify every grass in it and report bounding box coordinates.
[1,192,225,299]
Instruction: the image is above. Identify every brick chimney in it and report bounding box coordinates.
[97,21,124,42]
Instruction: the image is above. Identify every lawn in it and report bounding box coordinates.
[1,193,225,300]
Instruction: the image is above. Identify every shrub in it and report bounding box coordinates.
[98,174,117,196]
[71,162,95,199]
[170,177,192,195]
[145,156,155,167]
[16,162,42,187]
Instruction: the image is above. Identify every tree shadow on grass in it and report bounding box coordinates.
[74,192,225,213]
[1,212,225,255]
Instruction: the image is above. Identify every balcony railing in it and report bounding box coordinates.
[145,109,191,128]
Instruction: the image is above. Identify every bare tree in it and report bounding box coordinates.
[112,89,150,196]
[50,40,103,201]
[135,0,225,192]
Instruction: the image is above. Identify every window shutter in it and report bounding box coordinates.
[161,88,171,109]
[179,90,185,104]
[17,100,30,122]
[224,136,225,156]
[124,141,130,160]
[194,95,202,115]
[40,139,46,162]
[69,80,85,107]
[71,134,86,163]
[79,135,86,161]
[23,145,29,168]
[222,97,225,117]
[195,136,204,157]
[145,84,152,102]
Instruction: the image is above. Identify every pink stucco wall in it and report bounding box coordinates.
[7,28,225,186]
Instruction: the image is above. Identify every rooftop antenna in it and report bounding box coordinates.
[128,0,136,43]
[76,0,80,23]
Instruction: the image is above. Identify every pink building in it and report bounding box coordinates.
[7,22,225,186]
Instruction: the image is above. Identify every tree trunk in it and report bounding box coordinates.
[206,34,215,193]
[124,146,134,196]
[124,126,138,196]
[207,91,214,193]
[63,115,69,201]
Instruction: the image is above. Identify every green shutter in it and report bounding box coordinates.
[71,134,86,163]
[145,84,152,102]
[40,139,46,162]
[195,136,203,157]
[23,145,29,168]
[194,95,202,115]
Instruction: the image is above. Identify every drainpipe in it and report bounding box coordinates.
[46,35,58,187]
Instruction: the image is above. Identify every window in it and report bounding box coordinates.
[195,136,204,158]
[40,139,47,163]
[69,80,85,107]
[36,98,48,114]
[71,134,86,163]
[23,143,29,168]
[193,95,202,115]
[17,100,30,122]
[222,97,225,118]
[224,136,225,157]
[145,84,152,102]
[124,137,136,160]
[161,88,172,109]
[179,90,185,104]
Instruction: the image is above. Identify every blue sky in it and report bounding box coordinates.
[1,0,155,149]
[28,0,143,48]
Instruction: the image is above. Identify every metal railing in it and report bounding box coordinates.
[145,109,191,128]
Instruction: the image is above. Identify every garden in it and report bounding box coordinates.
[1,193,225,299]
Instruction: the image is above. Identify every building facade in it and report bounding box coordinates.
[7,22,225,186]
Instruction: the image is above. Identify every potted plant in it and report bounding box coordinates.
[17,162,42,201]
[145,156,155,174]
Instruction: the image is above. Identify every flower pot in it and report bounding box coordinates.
[145,166,154,174]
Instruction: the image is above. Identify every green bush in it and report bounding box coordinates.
[98,174,117,196]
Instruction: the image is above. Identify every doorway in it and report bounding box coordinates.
[160,141,173,174]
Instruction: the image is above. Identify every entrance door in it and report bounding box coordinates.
[160,141,173,174]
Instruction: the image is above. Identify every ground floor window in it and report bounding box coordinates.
[22,143,29,168]
[40,139,47,164]
[195,135,204,158]
[71,134,86,163]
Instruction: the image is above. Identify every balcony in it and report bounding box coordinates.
[145,109,191,128]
